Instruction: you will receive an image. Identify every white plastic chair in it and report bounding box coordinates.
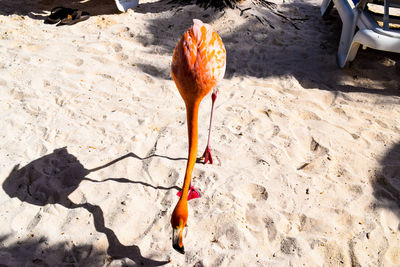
[321,0,400,67]
[115,0,139,12]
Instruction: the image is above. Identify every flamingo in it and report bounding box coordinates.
[170,19,226,254]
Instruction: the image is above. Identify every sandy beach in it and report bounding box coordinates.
[0,0,399,265]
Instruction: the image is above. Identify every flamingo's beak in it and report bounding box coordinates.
[172,225,185,254]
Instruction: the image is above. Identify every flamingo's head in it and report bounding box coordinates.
[171,199,188,254]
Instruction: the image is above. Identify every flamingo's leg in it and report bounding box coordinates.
[201,88,217,164]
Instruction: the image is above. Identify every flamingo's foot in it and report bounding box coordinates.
[201,146,213,164]
[176,186,200,200]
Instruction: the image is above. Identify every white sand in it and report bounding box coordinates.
[0,0,400,265]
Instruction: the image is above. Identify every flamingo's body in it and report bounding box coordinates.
[170,19,226,254]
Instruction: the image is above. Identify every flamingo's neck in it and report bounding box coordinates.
[181,99,200,199]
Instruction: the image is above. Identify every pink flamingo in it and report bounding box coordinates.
[169,19,226,254]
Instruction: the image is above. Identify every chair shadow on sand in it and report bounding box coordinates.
[2,147,185,266]
[134,1,400,98]
[372,142,400,220]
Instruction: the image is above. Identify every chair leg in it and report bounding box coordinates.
[346,42,361,63]
[321,0,334,17]
[336,9,361,67]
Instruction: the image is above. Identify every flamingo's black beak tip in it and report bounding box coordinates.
[172,228,185,254]
[173,242,185,254]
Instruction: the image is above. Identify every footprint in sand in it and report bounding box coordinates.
[73,58,84,66]
[297,137,329,173]
[299,110,321,121]
[299,214,323,232]
[280,237,298,255]
[310,137,328,154]
[214,222,243,249]
[115,53,128,61]
[112,43,123,53]
[264,216,277,241]
[271,125,280,138]
[240,183,269,202]
[244,202,278,244]
[111,43,128,61]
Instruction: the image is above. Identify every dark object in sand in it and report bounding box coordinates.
[44,6,90,26]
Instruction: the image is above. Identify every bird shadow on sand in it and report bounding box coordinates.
[0,0,120,20]
[134,1,400,98]
[0,234,116,266]
[1,147,186,266]
[372,142,400,220]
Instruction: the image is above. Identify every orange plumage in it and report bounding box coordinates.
[170,19,226,254]
[171,19,226,102]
